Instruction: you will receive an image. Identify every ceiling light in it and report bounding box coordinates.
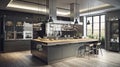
[7,4,46,12]
[57,11,70,16]
[7,3,70,16]
[80,4,111,12]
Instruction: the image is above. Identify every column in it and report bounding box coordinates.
[70,0,80,23]
[83,16,87,37]
[46,0,57,22]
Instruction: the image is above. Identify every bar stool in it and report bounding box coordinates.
[84,43,94,58]
[93,42,103,56]
[77,44,85,57]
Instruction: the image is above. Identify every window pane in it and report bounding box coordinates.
[6,31,14,39]
[101,29,105,37]
[87,17,92,36]
[94,23,99,29]
[87,29,92,36]
[101,15,105,23]
[101,15,105,37]
[93,16,99,30]
[93,30,99,39]
[16,33,23,39]
[93,16,99,23]
[93,16,99,39]
[101,23,105,29]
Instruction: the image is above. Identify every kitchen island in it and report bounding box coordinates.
[31,38,98,64]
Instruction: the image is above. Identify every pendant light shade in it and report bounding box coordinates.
[74,19,78,24]
[87,20,90,25]
[48,16,53,22]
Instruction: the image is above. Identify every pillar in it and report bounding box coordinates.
[46,0,57,22]
[70,1,80,23]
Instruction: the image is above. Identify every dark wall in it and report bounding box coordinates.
[0,10,47,23]
[106,9,120,20]
[0,9,71,22]
[0,9,71,52]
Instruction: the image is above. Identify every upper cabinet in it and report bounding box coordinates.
[5,21,14,31]
[15,21,23,32]
[5,21,14,39]
[5,20,33,40]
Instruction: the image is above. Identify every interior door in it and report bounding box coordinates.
[0,17,4,52]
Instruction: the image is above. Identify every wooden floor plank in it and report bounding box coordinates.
[0,49,120,67]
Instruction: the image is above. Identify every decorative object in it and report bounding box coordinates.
[16,22,23,26]
[6,21,13,26]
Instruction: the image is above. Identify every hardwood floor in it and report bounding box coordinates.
[0,50,120,67]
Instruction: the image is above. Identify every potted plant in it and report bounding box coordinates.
[100,36,105,48]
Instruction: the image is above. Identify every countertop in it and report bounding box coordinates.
[32,38,99,46]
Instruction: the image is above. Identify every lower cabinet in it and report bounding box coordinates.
[48,46,62,62]
[109,42,119,52]
[4,40,31,52]
[31,40,85,64]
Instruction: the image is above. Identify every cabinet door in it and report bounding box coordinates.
[48,45,62,62]
[109,20,120,51]
[62,44,76,58]
[110,42,119,51]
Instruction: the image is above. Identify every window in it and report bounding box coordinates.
[86,15,105,39]
[101,15,105,37]
[93,16,99,39]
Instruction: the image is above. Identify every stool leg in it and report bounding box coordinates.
[99,48,103,56]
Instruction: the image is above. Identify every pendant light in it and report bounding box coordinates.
[48,16,53,22]
[74,19,78,24]
[87,20,90,25]
[87,1,90,25]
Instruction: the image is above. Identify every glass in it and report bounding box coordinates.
[101,15,105,37]
[16,33,23,39]
[6,31,14,39]
[87,17,92,36]
[93,16,99,39]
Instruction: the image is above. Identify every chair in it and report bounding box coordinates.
[78,44,85,57]
[94,42,103,56]
[84,43,94,58]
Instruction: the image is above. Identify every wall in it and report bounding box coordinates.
[0,9,71,52]
[0,10,71,22]
[106,10,120,20]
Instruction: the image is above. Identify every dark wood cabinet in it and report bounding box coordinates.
[108,19,120,52]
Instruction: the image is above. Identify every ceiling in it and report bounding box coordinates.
[0,0,120,17]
